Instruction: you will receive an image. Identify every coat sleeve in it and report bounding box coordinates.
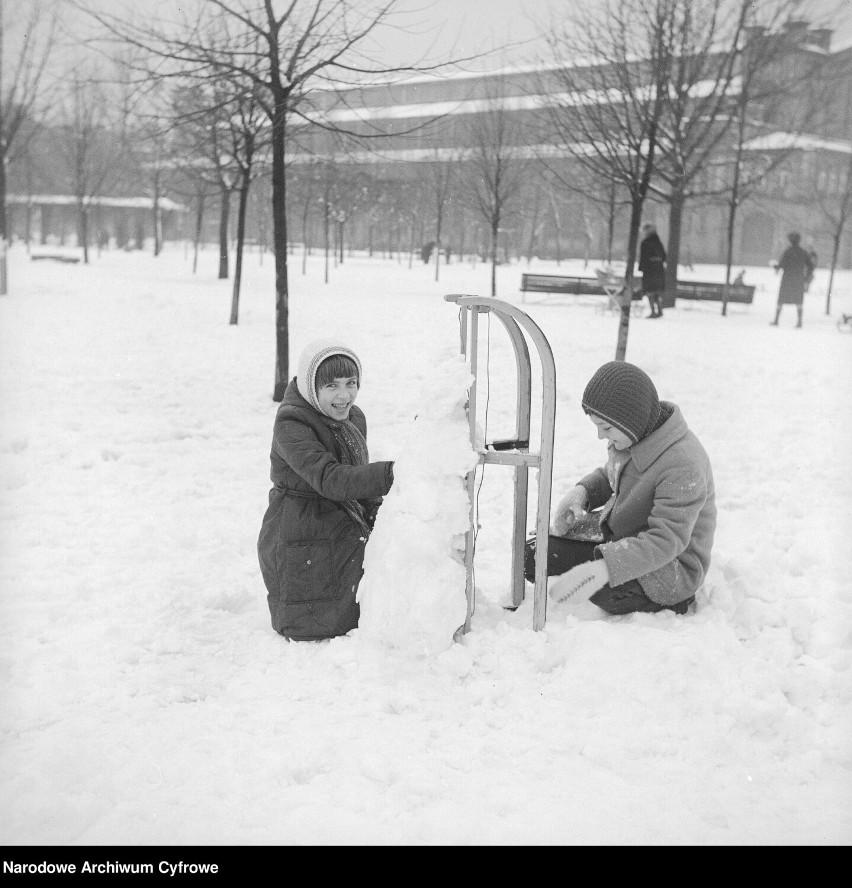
[275,418,393,501]
[597,463,709,587]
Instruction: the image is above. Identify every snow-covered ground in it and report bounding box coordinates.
[1,241,850,846]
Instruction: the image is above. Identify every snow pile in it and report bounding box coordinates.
[1,244,850,845]
[357,351,478,655]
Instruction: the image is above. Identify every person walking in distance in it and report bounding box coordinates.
[638,223,667,319]
[770,232,814,329]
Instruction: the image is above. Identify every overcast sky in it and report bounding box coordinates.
[65,0,852,75]
[381,0,852,67]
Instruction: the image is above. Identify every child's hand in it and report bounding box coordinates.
[551,485,589,536]
[549,560,610,603]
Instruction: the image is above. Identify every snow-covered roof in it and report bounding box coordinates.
[285,141,608,166]
[741,133,852,154]
[299,76,742,127]
[7,194,188,211]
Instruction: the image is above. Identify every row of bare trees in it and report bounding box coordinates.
[533,0,849,357]
[2,0,850,374]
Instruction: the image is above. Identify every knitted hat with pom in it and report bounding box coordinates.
[296,338,362,413]
[581,360,661,444]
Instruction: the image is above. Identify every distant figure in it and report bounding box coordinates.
[420,241,436,264]
[733,269,745,286]
[638,223,667,319]
[770,232,814,329]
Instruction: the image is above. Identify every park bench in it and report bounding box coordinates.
[30,252,80,264]
[520,272,755,309]
[675,280,755,304]
[520,271,644,316]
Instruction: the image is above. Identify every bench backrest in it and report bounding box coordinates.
[521,273,577,291]
[676,281,755,303]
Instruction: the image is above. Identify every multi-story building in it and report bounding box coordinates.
[288,17,852,271]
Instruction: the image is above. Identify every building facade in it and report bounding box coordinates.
[286,18,852,271]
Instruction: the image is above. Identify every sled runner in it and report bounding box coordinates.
[445,294,556,633]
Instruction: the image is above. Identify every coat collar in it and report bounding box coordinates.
[628,401,686,471]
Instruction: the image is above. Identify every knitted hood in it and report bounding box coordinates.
[581,360,661,444]
[296,338,362,413]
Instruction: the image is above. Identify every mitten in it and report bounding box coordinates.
[551,485,589,536]
[364,501,382,529]
[549,559,610,603]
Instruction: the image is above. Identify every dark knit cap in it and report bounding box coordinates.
[581,360,661,444]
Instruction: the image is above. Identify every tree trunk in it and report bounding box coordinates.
[192,193,205,274]
[78,201,90,264]
[434,207,443,282]
[271,99,291,402]
[826,230,841,316]
[615,197,644,362]
[152,173,161,257]
[0,150,7,295]
[549,193,563,265]
[0,147,7,245]
[218,187,230,280]
[323,200,330,283]
[229,172,251,326]
[490,213,499,297]
[722,112,746,316]
[301,198,310,275]
[721,170,741,317]
[664,187,684,308]
[525,187,542,265]
[607,185,616,265]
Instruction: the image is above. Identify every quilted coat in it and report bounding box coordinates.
[257,378,394,640]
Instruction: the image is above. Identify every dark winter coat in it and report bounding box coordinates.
[776,243,814,304]
[638,231,667,294]
[578,403,716,606]
[257,379,394,640]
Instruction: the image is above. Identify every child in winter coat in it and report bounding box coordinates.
[524,360,716,615]
[257,339,394,641]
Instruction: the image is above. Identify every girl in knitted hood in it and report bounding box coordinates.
[524,360,716,615]
[257,338,394,641]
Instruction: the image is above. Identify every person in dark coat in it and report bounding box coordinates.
[638,223,667,318]
[257,338,394,641]
[771,232,814,328]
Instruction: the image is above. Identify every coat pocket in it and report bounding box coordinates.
[282,540,339,603]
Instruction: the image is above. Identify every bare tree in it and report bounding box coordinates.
[55,65,127,263]
[817,150,852,316]
[633,0,752,303]
[424,148,458,281]
[225,81,268,324]
[85,0,455,400]
[460,75,531,297]
[537,0,673,360]
[0,0,59,292]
